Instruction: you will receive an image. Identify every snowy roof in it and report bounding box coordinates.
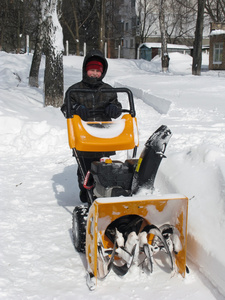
[210,29,225,36]
[139,43,190,50]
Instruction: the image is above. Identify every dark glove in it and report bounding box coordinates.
[61,103,67,118]
[105,104,121,119]
[74,104,89,120]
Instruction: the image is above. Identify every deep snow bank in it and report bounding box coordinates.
[115,81,171,114]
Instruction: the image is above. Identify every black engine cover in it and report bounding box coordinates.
[91,160,136,191]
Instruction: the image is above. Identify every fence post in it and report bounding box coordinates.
[118,45,121,59]
[26,35,29,55]
[66,40,69,56]
[137,46,140,60]
[104,42,107,58]
[83,42,87,56]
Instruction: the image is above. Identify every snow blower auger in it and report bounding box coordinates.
[65,88,188,290]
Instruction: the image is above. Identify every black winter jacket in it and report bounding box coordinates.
[61,50,122,121]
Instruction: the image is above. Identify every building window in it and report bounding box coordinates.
[130,39,134,48]
[213,43,223,64]
[131,17,136,28]
[115,39,120,49]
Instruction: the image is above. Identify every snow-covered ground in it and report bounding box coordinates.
[1,50,225,299]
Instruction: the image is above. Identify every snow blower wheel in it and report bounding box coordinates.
[72,205,88,253]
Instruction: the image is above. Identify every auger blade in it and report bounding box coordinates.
[144,224,174,270]
[113,244,137,276]
[160,224,183,254]
[97,234,117,279]
[113,263,130,276]
[143,243,153,273]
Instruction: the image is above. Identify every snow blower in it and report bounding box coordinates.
[65,88,188,290]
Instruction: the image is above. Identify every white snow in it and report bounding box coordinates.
[1,50,225,299]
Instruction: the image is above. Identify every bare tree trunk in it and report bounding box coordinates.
[71,0,80,56]
[29,0,43,88]
[99,0,106,53]
[44,0,64,107]
[0,0,8,51]
[192,0,206,75]
[159,0,169,72]
[45,53,64,107]
[16,3,21,54]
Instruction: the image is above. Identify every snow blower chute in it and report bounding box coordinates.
[65,88,188,290]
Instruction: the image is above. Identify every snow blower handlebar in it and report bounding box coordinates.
[66,88,136,119]
[66,88,138,206]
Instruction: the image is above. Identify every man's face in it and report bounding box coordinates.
[87,69,102,78]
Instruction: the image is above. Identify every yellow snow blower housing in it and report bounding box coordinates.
[65,88,188,290]
[67,113,139,152]
[86,194,188,286]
